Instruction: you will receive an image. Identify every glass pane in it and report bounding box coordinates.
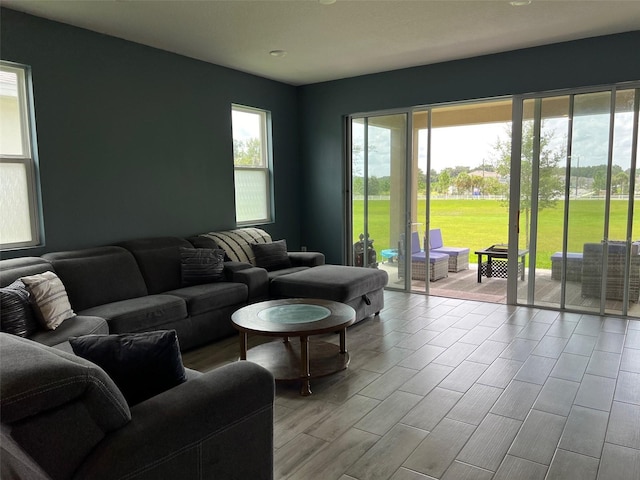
[351,118,366,266]
[0,68,25,156]
[0,162,32,244]
[352,114,406,288]
[428,99,512,300]
[234,169,268,223]
[565,91,611,313]
[606,89,636,315]
[232,108,264,167]
[519,96,571,308]
[369,115,406,276]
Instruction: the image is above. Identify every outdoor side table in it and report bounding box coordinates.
[475,244,528,283]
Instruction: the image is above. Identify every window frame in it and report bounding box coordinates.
[231,104,274,226]
[0,61,43,250]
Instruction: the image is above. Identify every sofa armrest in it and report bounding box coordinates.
[288,251,325,267]
[232,267,269,300]
[223,260,253,280]
[75,361,274,480]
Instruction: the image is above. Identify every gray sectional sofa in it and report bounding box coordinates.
[0,332,275,480]
[1,228,388,353]
[0,232,325,351]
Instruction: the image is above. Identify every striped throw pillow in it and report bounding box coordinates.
[21,271,75,330]
[180,248,225,286]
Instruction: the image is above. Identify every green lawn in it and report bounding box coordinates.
[353,199,638,269]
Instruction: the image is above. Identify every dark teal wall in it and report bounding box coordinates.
[298,32,640,263]
[0,8,300,258]
[2,7,639,265]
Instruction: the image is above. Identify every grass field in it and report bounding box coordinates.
[353,199,638,269]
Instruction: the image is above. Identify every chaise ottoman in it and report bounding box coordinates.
[269,265,388,324]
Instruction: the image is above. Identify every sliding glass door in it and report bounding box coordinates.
[517,85,639,317]
[349,113,408,290]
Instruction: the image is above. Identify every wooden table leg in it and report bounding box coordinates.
[300,335,311,396]
[239,331,247,360]
[339,328,347,354]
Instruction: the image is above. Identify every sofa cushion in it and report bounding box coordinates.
[29,315,109,351]
[117,237,193,294]
[0,280,38,337]
[251,239,292,271]
[180,247,226,286]
[266,266,310,280]
[43,246,148,311]
[70,330,187,406]
[200,228,271,265]
[166,282,248,316]
[21,271,76,330]
[79,294,188,334]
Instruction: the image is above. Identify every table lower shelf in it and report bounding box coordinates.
[244,339,350,382]
[480,259,524,279]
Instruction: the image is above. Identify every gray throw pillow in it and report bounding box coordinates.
[180,247,226,286]
[69,330,187,406]
[0,280,39,337]
[251,239,292,271]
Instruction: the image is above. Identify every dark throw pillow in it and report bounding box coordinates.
[69,330,187,406]
[180,247,226,286]
[251,239,292,271]
[0,280,39,337]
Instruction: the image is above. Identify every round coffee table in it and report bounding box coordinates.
[231,298,355,396]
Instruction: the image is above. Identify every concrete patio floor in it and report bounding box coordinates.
[379,262,640,319]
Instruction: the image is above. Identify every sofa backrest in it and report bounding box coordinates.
[0,333,131,480]
[43,247,148,312]
[200,228,272,265]
[117,237,193,294]
[0,257,54,288]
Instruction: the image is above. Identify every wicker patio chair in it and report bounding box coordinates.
[398,232,449,281]
[581,241,640,303]
[429,229,470,272]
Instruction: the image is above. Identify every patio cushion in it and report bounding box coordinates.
[550,252,583,261]
[429,229,444,250]
[432,246,470,257]
[411,251,449,264]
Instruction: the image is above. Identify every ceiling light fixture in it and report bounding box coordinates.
[319,0,337,5]
[269,50,287,58]
[509,0,532,5]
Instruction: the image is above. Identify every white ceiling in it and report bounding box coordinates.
[3,0,640,86]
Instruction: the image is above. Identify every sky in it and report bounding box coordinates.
[353,112,637,178]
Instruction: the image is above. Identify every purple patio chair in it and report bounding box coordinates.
[429,229,470,272]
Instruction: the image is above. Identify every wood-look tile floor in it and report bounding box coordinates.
[182,291,640,480]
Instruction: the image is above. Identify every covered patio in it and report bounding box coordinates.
[380,262,640,318]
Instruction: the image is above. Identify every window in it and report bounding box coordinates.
[231,104,273,225]
[1,61,42,249]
